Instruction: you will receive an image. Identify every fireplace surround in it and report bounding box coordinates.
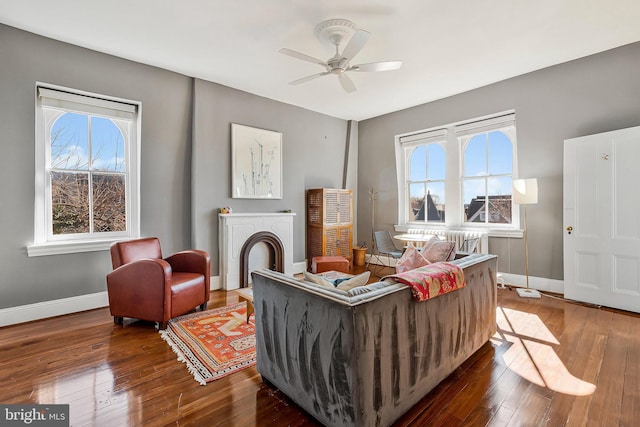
[218,212,295,290]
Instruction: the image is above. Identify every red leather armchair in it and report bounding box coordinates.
[106,237,211,329]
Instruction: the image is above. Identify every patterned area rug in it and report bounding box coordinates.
[160,302,256,385]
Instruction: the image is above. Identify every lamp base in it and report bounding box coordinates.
[516,288,541,298]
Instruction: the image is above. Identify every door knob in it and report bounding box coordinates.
[566,226,573,235]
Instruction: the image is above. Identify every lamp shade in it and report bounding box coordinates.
[513,178,538,205]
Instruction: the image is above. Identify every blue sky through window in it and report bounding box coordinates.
[51,112,125,172]
[463,131,512,203]
[409,143,446,204]
[408,131,513,205]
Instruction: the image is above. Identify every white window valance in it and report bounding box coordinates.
[454,112,515,137]
[38,87,137,119]
[399,128,447,145]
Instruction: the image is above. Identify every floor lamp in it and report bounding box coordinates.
[513,178,541,298]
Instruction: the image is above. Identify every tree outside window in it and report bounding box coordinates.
[50,113,127,235]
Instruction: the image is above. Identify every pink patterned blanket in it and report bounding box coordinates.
[383,262,466,302]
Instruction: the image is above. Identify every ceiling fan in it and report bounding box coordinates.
[279,18,402,93]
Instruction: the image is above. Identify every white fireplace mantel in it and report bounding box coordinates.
[218,212,295,290]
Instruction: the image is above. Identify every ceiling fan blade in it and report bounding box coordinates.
[279,48,328,68]
[350,60,403,72]
[289,72,329,85]
[341,29,371,61]
[338,73,356,93]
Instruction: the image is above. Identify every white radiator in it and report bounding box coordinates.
[405,229,489,254]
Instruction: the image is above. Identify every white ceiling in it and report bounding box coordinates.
[1,1,639,121]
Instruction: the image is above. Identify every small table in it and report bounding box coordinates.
[233,287,254,323]
[393,233,439,248]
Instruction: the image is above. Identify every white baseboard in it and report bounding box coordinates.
[496,272,564,294]
[0,275,221,327]
[293,261,307,274]
[0,292,109,328]
[210,275,222,290]
[0,270,563,328]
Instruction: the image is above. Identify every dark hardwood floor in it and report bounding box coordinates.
[1,267,639,426]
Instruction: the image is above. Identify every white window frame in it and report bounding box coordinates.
[28,83,141,256]
[398,128,448,225]
[457,114,518,229]
[395,111,520,237]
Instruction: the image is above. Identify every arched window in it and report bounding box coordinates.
[29,85,140,256]
[395,111,519,233]
[460,126,515,225]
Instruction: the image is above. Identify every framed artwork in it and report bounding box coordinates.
[231,123,283,199]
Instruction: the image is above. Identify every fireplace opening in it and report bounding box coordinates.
[239,231,284,288]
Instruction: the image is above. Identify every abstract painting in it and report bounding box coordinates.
[231,124,282,199]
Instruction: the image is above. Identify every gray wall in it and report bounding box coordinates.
[191,79,349,274]
[0,24,192,308]
[0,23,349,310]
[358,42,640,281]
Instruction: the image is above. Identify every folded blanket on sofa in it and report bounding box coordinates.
[383,262,465,302]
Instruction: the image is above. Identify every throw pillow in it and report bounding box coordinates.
[303,271,333,288]
[395,246,430,273]
[336,271,371,291]
[420,240,456,263]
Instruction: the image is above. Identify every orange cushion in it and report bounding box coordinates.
[311,256,349,274]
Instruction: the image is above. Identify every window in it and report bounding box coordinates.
[458,116,516,225]
[28,84,141,256]
[401,129,447,224]
[395,112,518,234]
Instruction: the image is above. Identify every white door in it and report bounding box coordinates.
[564,126,640,313]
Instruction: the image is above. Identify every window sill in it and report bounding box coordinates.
[27,239,117,257]
[395,224,524,239]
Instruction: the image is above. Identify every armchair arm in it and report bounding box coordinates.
[106,258,172,322]
[165,250,211,296]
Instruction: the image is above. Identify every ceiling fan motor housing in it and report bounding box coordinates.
[315,18,357,47]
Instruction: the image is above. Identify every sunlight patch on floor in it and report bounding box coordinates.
[491,306,596,396]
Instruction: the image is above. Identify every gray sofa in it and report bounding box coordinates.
[251,253,498,427]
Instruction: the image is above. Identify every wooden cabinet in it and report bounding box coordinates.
[307,188,353,265]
